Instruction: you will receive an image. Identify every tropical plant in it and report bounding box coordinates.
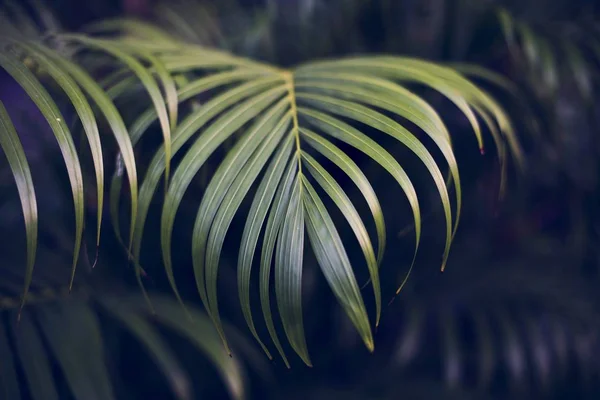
[0,0,524,382]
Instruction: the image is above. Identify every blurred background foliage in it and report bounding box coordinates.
[1,0,599,399]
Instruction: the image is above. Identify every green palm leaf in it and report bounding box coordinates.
[0,35,140,298]
[301,152,379,322]
[301,129,384,264]
[259,157,298,368]
[238,135,295,362]
[93,27,520,363]
[203,105,292,354]
[45,49,139,253]
[60,34,173,185]
[0,101,37,314]
[142,42,517,363]
[0,18,520,367]
[15,41,105,248]
[109,69,265,248]
[0,50,84,290]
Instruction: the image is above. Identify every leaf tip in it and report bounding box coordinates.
[259,344,273,361]
[91,247,99,269]
[366,339,375,353]
[440,252,450,272]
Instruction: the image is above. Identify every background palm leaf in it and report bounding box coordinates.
[379,234,600,398]
[1,288,248,400]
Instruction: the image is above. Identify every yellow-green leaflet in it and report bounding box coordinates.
[301,128,384,264]
[259,158,298,368]
[84,18,180,44]
[109,69,267,247]
[133,77,283,267]
[160,84,286,342]
[297,56,523,168]
[302,177,373,351]
[0,51,84,290]
[238,136,295,360]
[295,72,461,238]
[295,57,485,152]
[275,177,310,365]
[297,93,451,272]
[0,101,37,313]
[17,41,104,247]
[301,152,380,325]
[45,48,139,254]
[190,97,291,337]
[202,111,291,359]
[113,41,179,130]
[61,34,172,184]
[119,77,282,309]
[299,107,422,292]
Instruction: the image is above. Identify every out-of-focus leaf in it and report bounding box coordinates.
[0,321,21,399]
[10,310,59,400]
[37,302,115,400]
[99,299,191,400]
[134,296,246,400]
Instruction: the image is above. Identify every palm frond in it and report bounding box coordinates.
[459,8,600,194]
[385,246,600,396]
[1,10,521,367]
[496,8,599,102]
[97,24,519,363]
[1,285,246,400]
